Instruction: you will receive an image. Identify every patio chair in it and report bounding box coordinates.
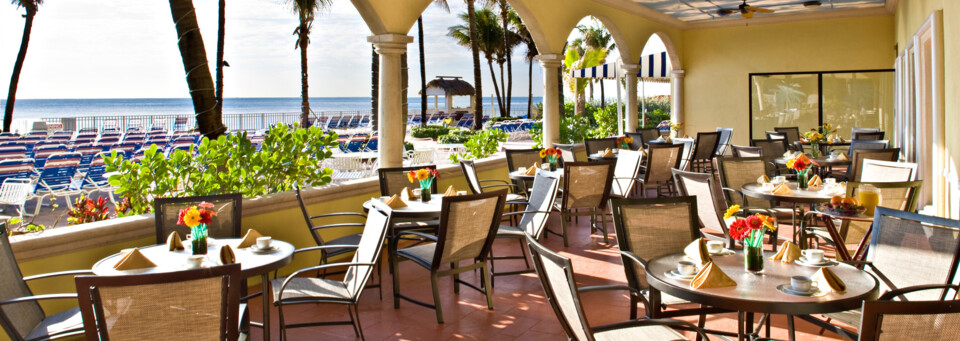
[525,235,711,341]
[75,264,242,341]
[765,131,786,141]
[849,127,879,138]
[637,144,682,198]
[624,132,644,150]
[584,137,618,156]
[30,145,67,169]
[715,157,792,226]
[549,161,615,246]
[553,143,577,167]
[505,148,542,194]
[688,132,720,173]
[293,185,366,274]
[673,169,734,248]
[79,157,113,198]
[773,127,801,147]
[639,127,661,147]
[859,159,917,182]
[490,172,560,281]
[673,137,695,171]
[857,284,960,341]
[845,139,889,158]
[33,155,83,208]
[0,159,35,188]
[153,193,242,244]
[459,160,524,203]
[845,148,900,181]
[730,145,762,157]
[800,207,960,340]
[0,179,36,221]
[851,131,885,141]
[715,127,733,156]
[0,146,27,161]
[403,149,434,167]
[751,138,788,158]
[0,223,90,341]
[273,203,391,340]
[390,190,507,324]
[610,196,719,325]
[377,165,439,197]
[363,137,378,152]
[609,149,643,199]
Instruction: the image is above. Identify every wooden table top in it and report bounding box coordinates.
[92,238,294,277]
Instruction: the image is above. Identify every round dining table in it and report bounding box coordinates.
[507,169,563,181]
[93,238,295,341]
[362,194,447,219]
[646,250,879,341]
[587,152,618,161]
[773,156,850,167]
[741,182,841,244]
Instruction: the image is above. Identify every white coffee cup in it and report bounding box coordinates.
[518,167,526,173]
[801,249,825,263]
[790,275,818,292]
[257,237,272,250]
[774,176,787,184]
[677,261,698,276]
[761,182,775,192]
[541,163,550,170]
[187,255,204,268]
[824,178,837,186]
[706,241,724,254]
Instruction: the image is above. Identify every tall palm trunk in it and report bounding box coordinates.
[370,44,378,130]
[168,0,224,138]
[215,0,225,117]
[557,68,564,116]
[488,60,505,117]
[496,60,506,117]
[466,0,483,130]
[401,53,409,139]
[417,17,427,128]
[526,59,533,118]
[297,14,311,128]
[3,1,37,133]
[599,80,605,108]
[499,1,511,116]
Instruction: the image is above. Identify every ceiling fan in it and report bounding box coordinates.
[716,0,775,19]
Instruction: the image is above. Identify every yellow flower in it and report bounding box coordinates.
[407,171,416,183]
[756,214,777,231]
[416,169,430,181]
[539,150,546,158]
[724,205,741,219]
[182,208,202,228]
[786,159,796,169]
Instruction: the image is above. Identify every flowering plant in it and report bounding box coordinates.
[407,168,439,184]
[177,202,218,228]
[802,130,826,144]
[616,136,634,149]
[724,205,777,247]
[67,195,111,225]
[539,148,559,164]
[786,153,818,172]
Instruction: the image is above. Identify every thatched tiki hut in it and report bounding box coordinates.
[420,76,475,115]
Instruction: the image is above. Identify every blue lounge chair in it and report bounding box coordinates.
[34,156,83,208]
[364,138,379,152]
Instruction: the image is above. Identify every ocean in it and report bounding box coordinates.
[0,97,542,118]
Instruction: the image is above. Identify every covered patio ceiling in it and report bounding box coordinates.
[631,0,888,22]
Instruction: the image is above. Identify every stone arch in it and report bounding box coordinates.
[586,14,633,65]
[647,32,682,70]
[507,0,559,54]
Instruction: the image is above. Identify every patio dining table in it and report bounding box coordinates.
[507,169,563,181]
[92,238,295,341]
[741,183,839,245]
[646,250,879,341]
[587,152,619,161]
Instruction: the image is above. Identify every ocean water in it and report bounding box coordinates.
[0,97,542,118]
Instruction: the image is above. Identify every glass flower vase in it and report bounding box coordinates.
[810,143,821,158]
[420,179,433,202]
[549,159,558,171]
[744,243,764,273]
[191,223,208,255]
[796,169,809,190]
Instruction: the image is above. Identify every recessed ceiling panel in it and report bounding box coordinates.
[632,0,887,22]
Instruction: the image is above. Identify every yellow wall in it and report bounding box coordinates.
[681,15,896,145]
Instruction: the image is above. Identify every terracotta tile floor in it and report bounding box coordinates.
[245,215,856,340]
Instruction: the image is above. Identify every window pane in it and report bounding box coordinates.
[751,74,820,140]
[822,72,895,139]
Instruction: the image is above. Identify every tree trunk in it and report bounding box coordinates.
[497,61,506,117]
[526,59,533,118]
[557,67,564,116]
[488,61,505,118]
[588,81,594,104]
[297,16,310,128]
[371,44,379,131]
[401,52,409,140]
[3,2,36,133]
[500,1,512,116]
[215,0,225,118]
[600,79,605,108]
[167,0,224,138]
[418,17,427,128]
[466,0,483,130]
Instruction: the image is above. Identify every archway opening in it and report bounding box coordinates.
[637,33,675,129]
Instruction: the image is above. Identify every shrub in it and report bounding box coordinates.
[437,129,478,144]
[67,195,111,225]
[449,129,508,162]
[410,125,451,139]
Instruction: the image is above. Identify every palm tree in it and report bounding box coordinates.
[465,0,483,130]
[508,9,537,118]
[167,0,225,138]
[215,0,226,117]
[449,8,510,118]
[563,38,606,115]
[414,0,449,128]
[290,0,333,128]
[4,0,41,133]
[577,23,615,107]
[496,0,514,116]
[370,44,378,130]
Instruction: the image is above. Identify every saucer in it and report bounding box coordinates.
[776,284,826,297]
[665,269,697,281]
[796,256,838,267]
[709,249,735,257]
[250,245,279,254]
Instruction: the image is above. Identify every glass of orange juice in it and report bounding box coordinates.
[858,184,881,216]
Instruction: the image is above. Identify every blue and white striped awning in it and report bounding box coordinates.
[570,62,619,79]
[569,52,672,82]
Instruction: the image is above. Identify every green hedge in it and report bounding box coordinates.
[437,129,478,144]
[410,125,451,139]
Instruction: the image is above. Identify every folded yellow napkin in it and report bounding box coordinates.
[813,267,846,294]
[769,241,802,263]
[219,245,236,265]
[808,175,823,187]
[382,194,407,209]
[167,231,185,251]
[113,249,157,270]
[402,186,418,200]
[237,229,264,249]
[601,148,615,157]
[837,153,848,161]
[683,238,712,266]
[443,185,458,197]
[523,164,538,176]
[690,262,736,289]
[757,175,770,184]
[772,183,793,195]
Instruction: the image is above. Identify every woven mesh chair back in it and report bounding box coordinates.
[153,194,242,244]
[860,159,917,182]
[692,132,721,161]
[716,157,773,208]
[850,127,880,138]
[840,181,922,245]
[553,144,576,167]
[518,173,561,239]
[75,264,241,341]
[378,165,438,197]
[526,237,592,341]
[505,149,542,172]
[639,128,661,146]
[562,162,615,210]
[644,144,683,184]
[852,131,885,140]
[459,160,483,194]
[846,139,889,157]
[611,150,643,198]
[584,138,618,156]
[715,128,734,155]
[624,132,645,150]
[751,139,788,157]
[850,148,900,181]
[774,127,801,145]
[0,224,45,339]
[673,169,728,235]
[731,145,762,157]
[435,191,506,265]
[611,197,699,289]
[860,299,960,341]
[867,207,960,300]
[343,205,391,299]
[673,138,695,171]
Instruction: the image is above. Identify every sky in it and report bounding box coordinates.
[0,1,667,100]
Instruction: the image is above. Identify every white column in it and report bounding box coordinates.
[445,94,453,114]
[537,54,563,147]
[671,70,685,134]
[368,34,413,168]
[621,64,640,133]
